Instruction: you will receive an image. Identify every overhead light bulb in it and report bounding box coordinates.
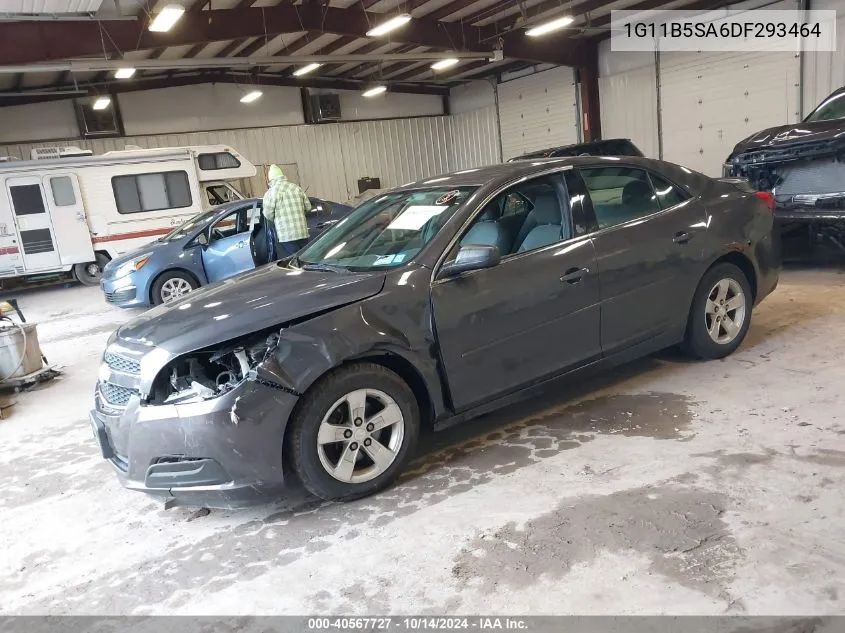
[362,85,387,98]
[92,96,111,110]
[148,4,185,33]
[431,58,459,70]
[366,13,412,37]
[240,90,263,103]
[525,15,574,37]
[293,63,322,77]
[114,68,136,79]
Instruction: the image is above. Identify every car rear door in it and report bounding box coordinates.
[578,164,708,354]
[431,171,601,411]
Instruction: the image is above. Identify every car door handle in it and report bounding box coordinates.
[560,267,589,284]
[673,231,693,244]
[236,240,245,248]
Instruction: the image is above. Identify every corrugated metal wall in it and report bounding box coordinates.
[801,13,845,115]
[1,117,456,203]
[496,67,579,160]
[446,105,502,171]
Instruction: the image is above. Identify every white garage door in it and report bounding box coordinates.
[660,49,800,176]
[497,66,579,161]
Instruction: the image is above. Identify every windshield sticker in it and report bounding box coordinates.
[436,190,461,205]
[387,205,446,231]
[373,254,398,266]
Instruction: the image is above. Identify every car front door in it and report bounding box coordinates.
[431,172,601,411]
[201,203,255,282]
[578,165,708,354]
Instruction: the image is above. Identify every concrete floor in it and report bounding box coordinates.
[1,269,844,616]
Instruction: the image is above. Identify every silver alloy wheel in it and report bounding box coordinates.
[705,278,746,345]
[160,277,193,302]
[86,262,102,278]
[316,388,405,484]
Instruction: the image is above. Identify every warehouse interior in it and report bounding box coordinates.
[1,0,845,621]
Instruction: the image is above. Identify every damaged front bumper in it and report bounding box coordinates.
[91,377,299,509]
[726,149,845,224]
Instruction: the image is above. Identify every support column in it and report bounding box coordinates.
[578,44,602,142]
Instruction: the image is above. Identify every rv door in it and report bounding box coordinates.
[43,173,95,265]
[5,177,62,272]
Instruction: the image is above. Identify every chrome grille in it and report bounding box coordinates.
[104,351,140,375]
[100,382,134,407]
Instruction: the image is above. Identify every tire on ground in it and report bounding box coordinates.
[288,362,420,502]
[684,262,753,360]
[150,270,199,306]
[74,253,110,286]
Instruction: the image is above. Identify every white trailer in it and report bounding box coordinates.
[0,144,256,285]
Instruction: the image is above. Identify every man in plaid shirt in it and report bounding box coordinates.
[262,164,312,257]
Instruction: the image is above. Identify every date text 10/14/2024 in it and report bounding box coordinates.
[307,618,529,630]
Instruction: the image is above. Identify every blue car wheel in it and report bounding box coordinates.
[151,271,200,306]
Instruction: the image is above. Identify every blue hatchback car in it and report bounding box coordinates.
[101,197,353,308]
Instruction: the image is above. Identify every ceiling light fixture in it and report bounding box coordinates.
[148,4,185,33]
[366,13,412,37]
[92,96,111,110]
[114,67,136,79]
[293,63,322,77]
[362,85,387,98]
[431,58,459,70]
[240,90,263,103]
[525,15,574,37]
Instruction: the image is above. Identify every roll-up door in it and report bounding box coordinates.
[497,67,579,161]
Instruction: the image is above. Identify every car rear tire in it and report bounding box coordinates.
[74,253,110,286]
[151,271,199,305]
[288,363,420,502]
[684,262,753,359]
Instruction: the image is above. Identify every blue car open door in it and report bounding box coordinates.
[201,202,257,282]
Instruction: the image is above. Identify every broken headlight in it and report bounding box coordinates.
[148,331,280,405]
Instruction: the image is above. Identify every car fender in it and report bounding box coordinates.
[260,294,448,422]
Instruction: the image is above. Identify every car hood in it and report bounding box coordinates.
[103,237,183,276]
[730,119,845,157]
[116,264,386,355]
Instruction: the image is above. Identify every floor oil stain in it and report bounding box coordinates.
[450,484,740,602]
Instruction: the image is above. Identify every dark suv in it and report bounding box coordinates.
[724,87,845,254]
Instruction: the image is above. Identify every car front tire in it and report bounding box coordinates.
[288,363,420,502]
[684,262,753,359]
[151,271,199,306]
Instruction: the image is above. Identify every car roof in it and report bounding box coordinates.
[395,156,671,191]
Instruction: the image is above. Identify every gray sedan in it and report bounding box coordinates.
[92,156,780,508]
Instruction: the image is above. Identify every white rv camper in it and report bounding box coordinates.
[0,144,256,285]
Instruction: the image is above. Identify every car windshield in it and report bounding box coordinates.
[159,208,221,242]
[805,91,845,122]
[295,187,477,271]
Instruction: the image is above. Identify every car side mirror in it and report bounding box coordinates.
[437,244,500,280]
[196,232,209,247]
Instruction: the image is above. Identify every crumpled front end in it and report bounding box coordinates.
[726,138,845,223]
[91,336,299,508]
[726,139,845,254]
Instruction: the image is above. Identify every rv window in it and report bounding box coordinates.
[198,152,241,171]
[9,185,46,216]
[112,171,192,214]
[50,177,76,206]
